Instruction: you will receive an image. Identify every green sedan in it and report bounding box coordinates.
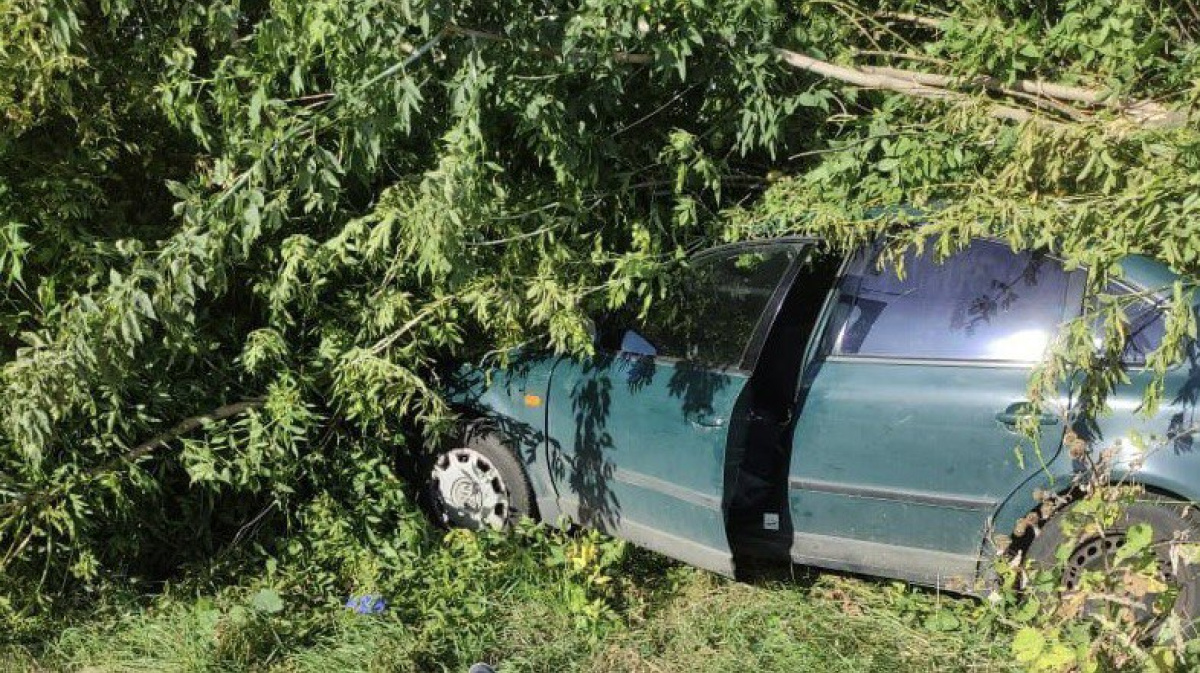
[432,236,1199,626]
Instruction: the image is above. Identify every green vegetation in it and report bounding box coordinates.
[6,524,1015,672]
[5,0,1200,670]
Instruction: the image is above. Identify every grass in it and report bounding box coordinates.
[3,534,1017,673]
[570,573,1010,672]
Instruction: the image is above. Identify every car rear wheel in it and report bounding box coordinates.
[1026,498,1200,636]
[427,429,535,531]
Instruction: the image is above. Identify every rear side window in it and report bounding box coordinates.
[833,240,1073,362]
[608,244,799,368]
[1097,282,1167,367]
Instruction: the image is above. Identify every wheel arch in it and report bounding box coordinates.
[992,473,1196,565]
[1116,469,1200,506]
[447,405,564,526]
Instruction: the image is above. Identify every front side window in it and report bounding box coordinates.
[833,240,1073,362]
[605,244,800,369]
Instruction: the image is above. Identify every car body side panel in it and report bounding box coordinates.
[991,364,1200,545]
[1097,270,1200,504]
[784,241,1086,589]
[1095,264,1200,502]
[545,354,749,575]
[445,355,564,523]
[788,358,1065,587]
[991,260,1199,557]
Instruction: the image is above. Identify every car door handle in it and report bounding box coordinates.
[686,411,725,428]
[995,403,1060,427]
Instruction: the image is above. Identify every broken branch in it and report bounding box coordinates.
[859,64,1183,127]
[774,48,1045,124]
[0,398,267,519]
[776,48,1184,128]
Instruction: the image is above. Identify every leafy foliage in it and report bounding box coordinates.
[5,0,1200,668]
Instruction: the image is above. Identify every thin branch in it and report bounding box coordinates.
[786,130,923,160]
[124,398,267,464]
[810,0,919,52]
[284,92,336,106]
[608,83,702,139]
[226,501,278,551]
[874,11,946,29]
[367,297,454,355]
[465,220,570,247]
[0,398,267,518]
[447,24,652,64]
[824,2,887,53]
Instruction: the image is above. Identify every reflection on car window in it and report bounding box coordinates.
[835,240,1072,362]
[612,244,799,368]
[1095,282,1167,367]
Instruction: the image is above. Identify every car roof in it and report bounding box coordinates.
[700,233,1182,300]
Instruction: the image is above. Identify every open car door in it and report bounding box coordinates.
[544,240,808,575]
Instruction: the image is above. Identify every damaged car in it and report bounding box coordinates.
[431,235,1200,623]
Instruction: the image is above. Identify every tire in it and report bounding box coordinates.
[426,426,536,531]
[1026,497,1200,634]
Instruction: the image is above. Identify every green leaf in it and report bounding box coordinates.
[248,88,265,130]
[1012,596,1041,622]
[1114,523,1154,565]
[1012,627,1046,663]
[1039,643,1076,670]
[876,158,900,173]
[250,588,284,614]
[924,609,961,631]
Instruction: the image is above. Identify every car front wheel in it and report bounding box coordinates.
[427,429,535,531]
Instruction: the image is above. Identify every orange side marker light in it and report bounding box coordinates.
[524,394,543,408]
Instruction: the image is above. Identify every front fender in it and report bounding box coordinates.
[444,354,563,522]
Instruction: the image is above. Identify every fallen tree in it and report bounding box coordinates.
[4,3,1200,668]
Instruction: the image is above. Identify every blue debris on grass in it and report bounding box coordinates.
[344,594,387,615]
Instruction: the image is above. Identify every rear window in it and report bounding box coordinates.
[1096,281,1167,367]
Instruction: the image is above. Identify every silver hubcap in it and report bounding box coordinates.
[430,448,509,530]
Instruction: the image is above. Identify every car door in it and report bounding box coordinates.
[787,239,1085,588]
[545,241,804,575]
